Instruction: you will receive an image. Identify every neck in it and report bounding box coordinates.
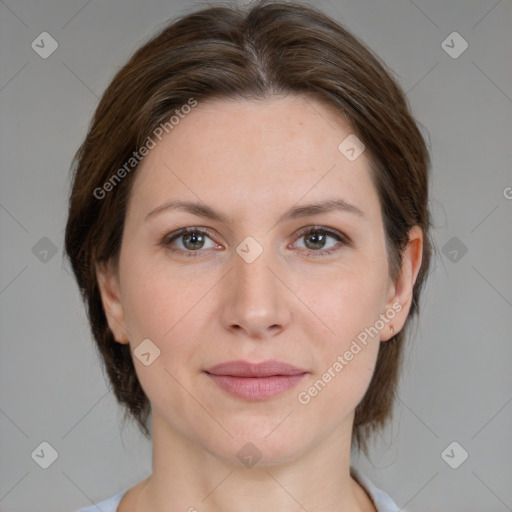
[135,410,375,512]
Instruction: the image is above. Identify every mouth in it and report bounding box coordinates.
[204,360,308,401]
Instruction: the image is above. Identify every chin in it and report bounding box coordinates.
[200,418,316,469]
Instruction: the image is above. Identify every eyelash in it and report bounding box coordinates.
[161,226,350,258]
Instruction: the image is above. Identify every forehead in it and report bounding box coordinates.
[128,95,381,224]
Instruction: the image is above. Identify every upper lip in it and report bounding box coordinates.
[205,360,307,377]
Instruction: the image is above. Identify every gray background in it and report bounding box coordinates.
[1,0,511,511]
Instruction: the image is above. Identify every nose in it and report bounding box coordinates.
[219,246,291,339]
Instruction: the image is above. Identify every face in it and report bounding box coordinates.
[97,95,422,465]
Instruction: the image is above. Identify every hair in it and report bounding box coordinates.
[64,0,433,456]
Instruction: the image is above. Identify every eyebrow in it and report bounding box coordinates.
[144,198,365,223]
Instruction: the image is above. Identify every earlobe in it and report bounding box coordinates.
[95,261,130,344]
[381,225,424,342]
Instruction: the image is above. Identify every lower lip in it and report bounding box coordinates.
[206,373,307,400]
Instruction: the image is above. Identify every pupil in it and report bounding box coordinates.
[306,232,325,250]
[184,232,203,249]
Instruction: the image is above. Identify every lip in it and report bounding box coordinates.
[205,360,307,377]
[204,360,308,401]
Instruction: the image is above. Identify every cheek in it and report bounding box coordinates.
[293,260,387,402]
[120,248,212,341]
[297,315,381,418]
[310,346,379,418]
[296,261,389,344]
[120,266,208,414]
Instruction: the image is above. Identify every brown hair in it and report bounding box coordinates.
[64,0,433,456]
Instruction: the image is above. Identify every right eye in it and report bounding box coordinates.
[161,227,221,257]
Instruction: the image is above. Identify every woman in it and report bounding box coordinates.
[66,1,432,511]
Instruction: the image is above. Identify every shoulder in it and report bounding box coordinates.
[350,466,400,512]
[73,489,127,512]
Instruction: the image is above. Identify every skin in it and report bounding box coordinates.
[97,95,423,512]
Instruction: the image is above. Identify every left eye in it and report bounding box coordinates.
[292,228,347,254]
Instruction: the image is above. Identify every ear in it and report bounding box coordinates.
[96,261,130,344]
[380,225,424,342]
